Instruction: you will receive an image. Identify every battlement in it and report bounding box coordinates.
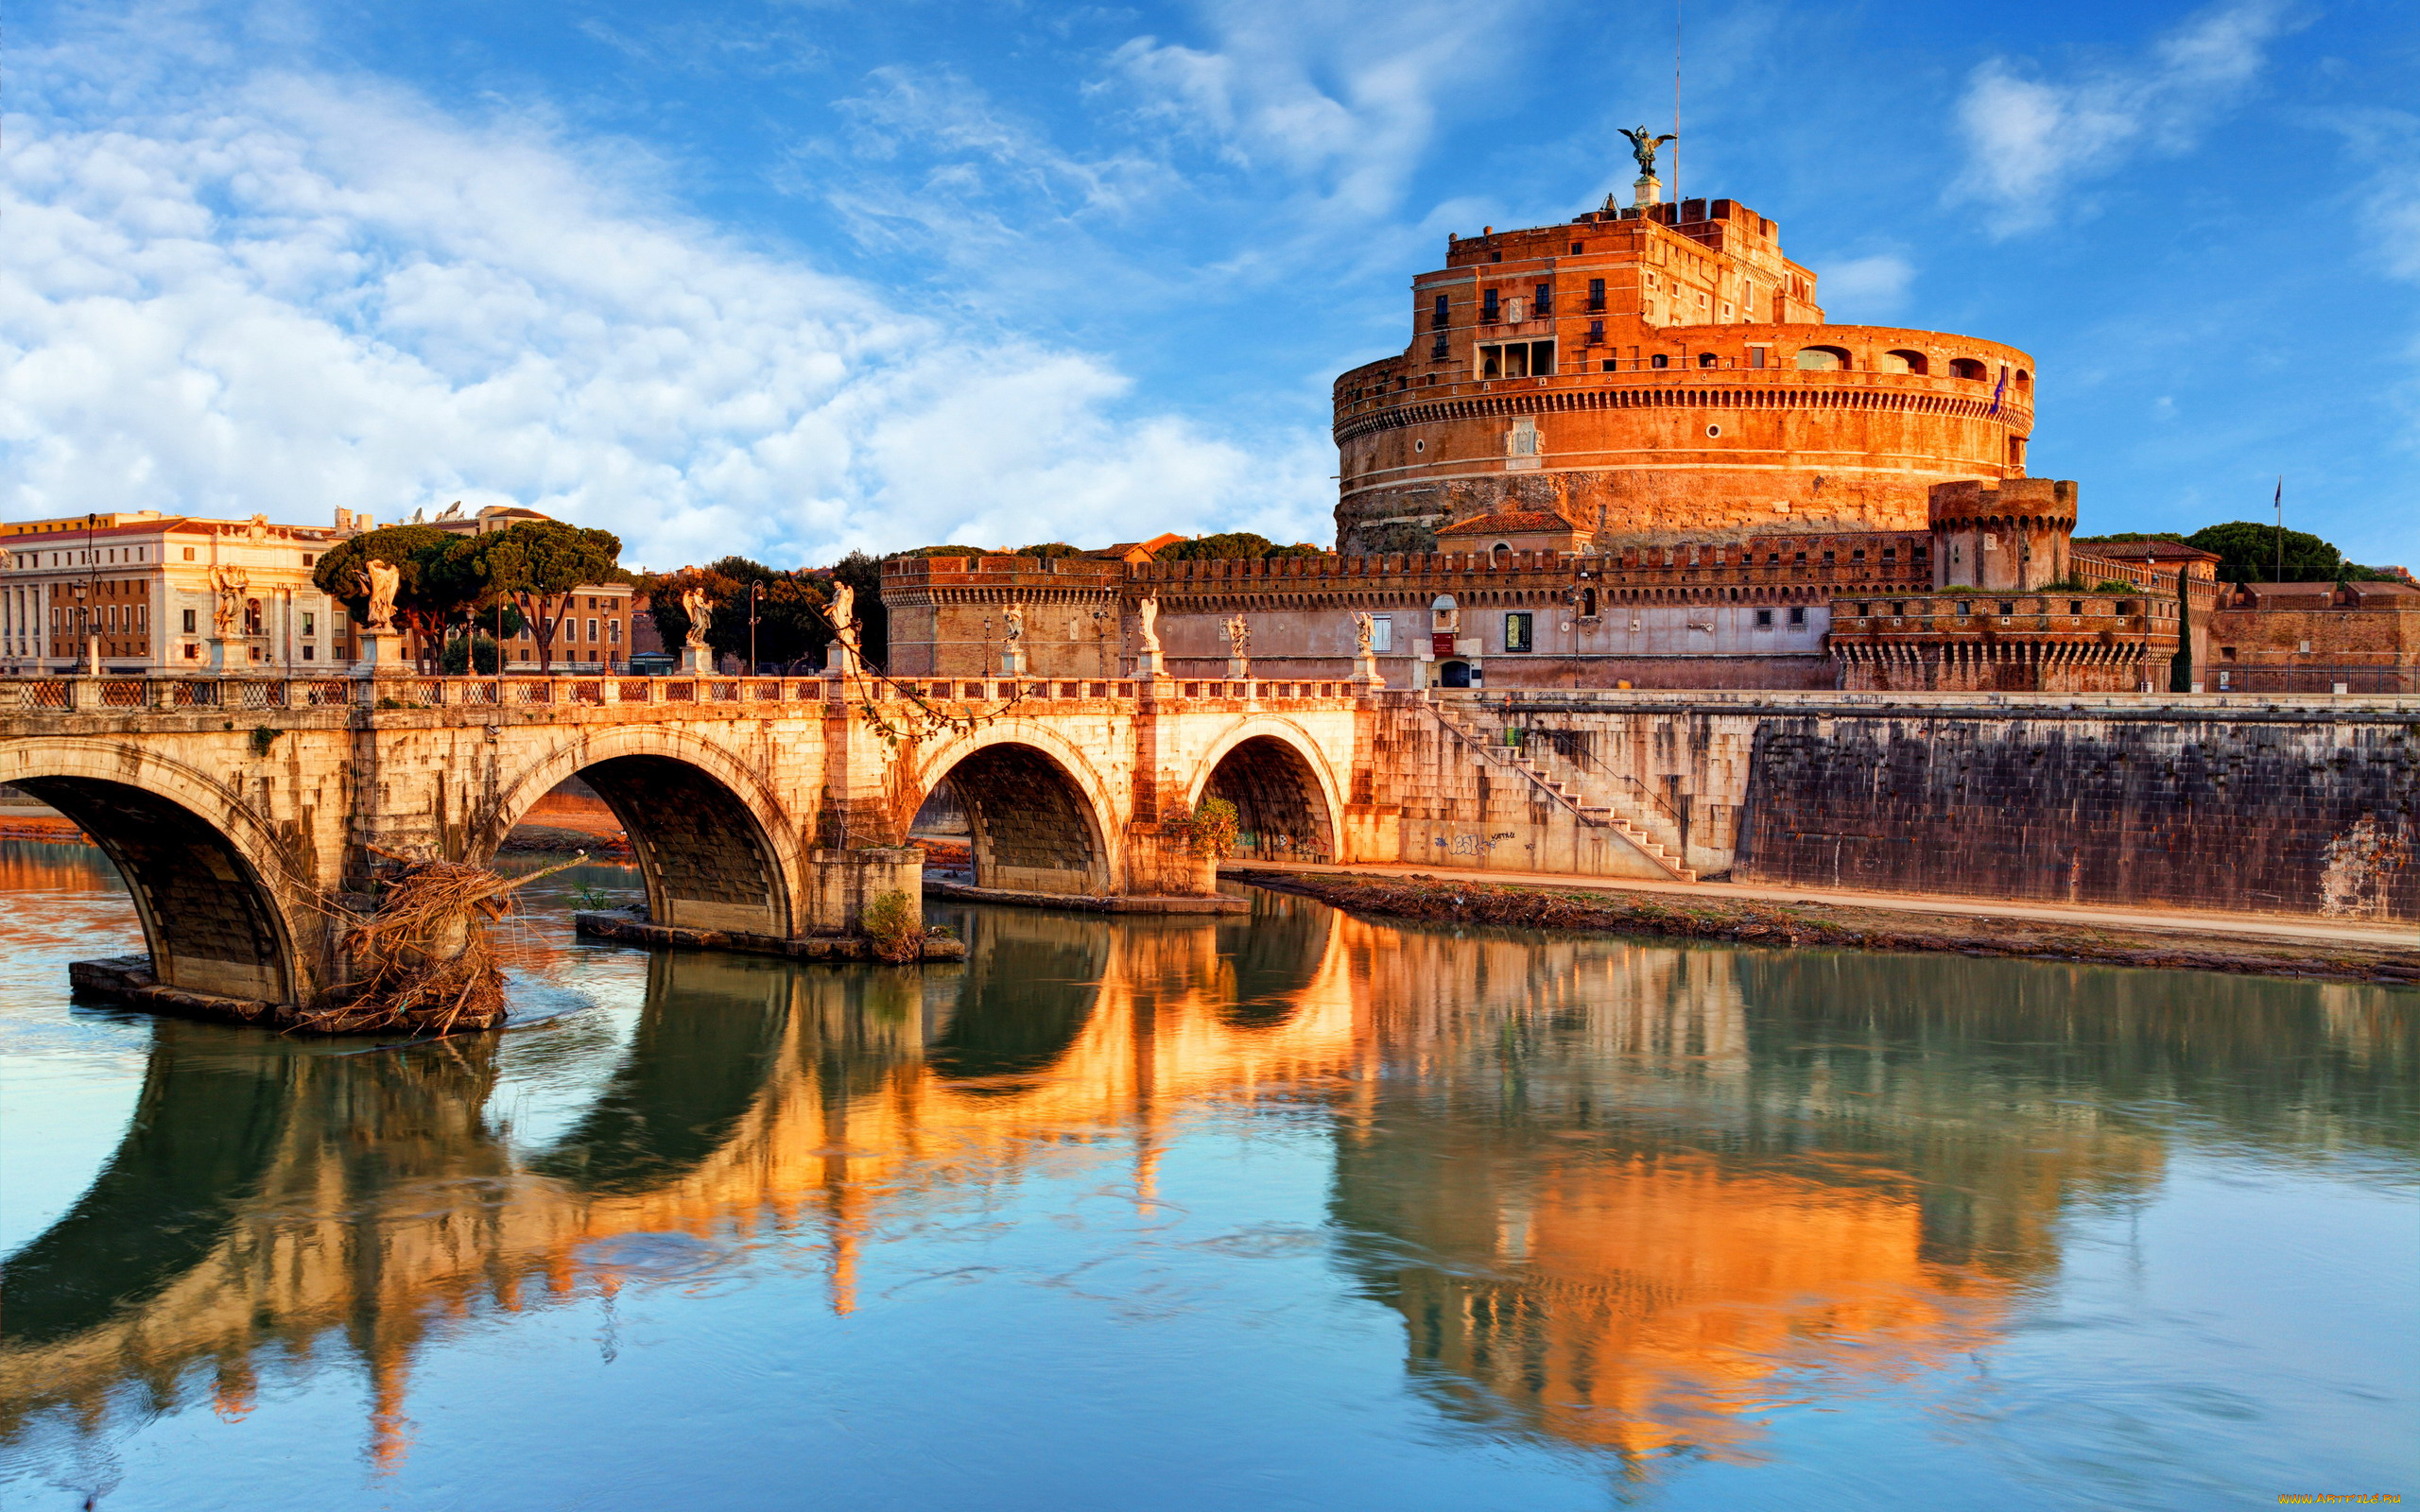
[1927,478,2077,528]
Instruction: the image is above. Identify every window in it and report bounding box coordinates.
[1651,353,1670,369]
[1822,551,1836,566]
[1795,346,1849,370]
[1950,357,1988,381]
[1482,289,1500,321]
[1369,616,1392,652]
[610,619,622,643]
[182,547,195,561]
[1601,360,1617,372]
[1587,318,1604,345]
[302,645,315,661]
[1431,294,1449,329]
[302,553,315,566]
[1788,606,1806,627]
[1881,547,1896,561]
[1503,611,1533,651]
[1891,601,1906,616]
[302,611,316,635]
[1587,278,1605,312]
[1998,601,2015,616]
[1852,549,1866,562]
[1570,241,1583,254]
[182,608,197,634]
[1533,283,1551,316]
[1431,332,1448,360]
[1754,609,1773,628]
[1956,601,1971,616]
[1793,551,1806,564]
[2068,601,2083,615]
[1698,352,1718,368]
[1749,346,1768,369]
[1878,350,1928,374]
[587,618,599,642]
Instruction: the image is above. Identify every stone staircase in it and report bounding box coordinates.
[1425,700,1698,882]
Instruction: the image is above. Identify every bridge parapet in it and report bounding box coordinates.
[0,673,1377,729]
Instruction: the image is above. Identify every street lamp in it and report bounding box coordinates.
[749,582,762,674]
[82,512,99,675]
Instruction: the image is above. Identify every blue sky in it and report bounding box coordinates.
[5,0,2415,569]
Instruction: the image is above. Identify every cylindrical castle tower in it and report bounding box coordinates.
[1332,198,2036,553]
[1927,477,2077,591]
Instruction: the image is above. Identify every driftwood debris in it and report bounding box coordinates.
[297,848,582,1035]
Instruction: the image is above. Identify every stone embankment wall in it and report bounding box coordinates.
[1390,693,2418,920]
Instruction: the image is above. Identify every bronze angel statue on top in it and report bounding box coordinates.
[1620,126,1676,179]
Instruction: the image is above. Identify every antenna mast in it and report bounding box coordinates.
[1673,0,1683,207]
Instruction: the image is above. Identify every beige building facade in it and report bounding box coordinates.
[2,510,359,676]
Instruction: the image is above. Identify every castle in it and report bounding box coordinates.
[875,163,2402,696]
[1332,195,2035,554]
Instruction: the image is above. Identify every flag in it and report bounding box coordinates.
[1987,369,2007,418]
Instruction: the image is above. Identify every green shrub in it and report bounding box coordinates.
[861,889,922,963]
[1175,796,1240,858]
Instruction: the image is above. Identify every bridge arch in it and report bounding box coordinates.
[907,724,1118,897]
[1185,719,1342,864]
[482,727,801,939]
[0,740,306,1004]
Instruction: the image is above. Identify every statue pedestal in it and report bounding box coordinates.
[352,631,408,677]
[1137,646,1166,679]
[1226,657,1250,681]
[1634,172,1662,209]
[1001,646,1028,677]
[1354,652,1385,690]
[678,644,713,674]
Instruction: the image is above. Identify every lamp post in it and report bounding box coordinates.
[82,512,99,675]
[749,581,762,674]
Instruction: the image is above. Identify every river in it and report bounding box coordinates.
[1,839,2412,1510]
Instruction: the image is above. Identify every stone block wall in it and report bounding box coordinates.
[1732,709,2417,919]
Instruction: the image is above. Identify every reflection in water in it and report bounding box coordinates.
[0,843,2412,1506]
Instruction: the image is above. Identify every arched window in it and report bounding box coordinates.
[1430,594,1460,632]
[1949,357,1988,381]
[1794,346,1849,370]
[1879,349,1928,374]
[2014,369,2031,393]
[1491,542,1512,565]
[1697,351,1719,368]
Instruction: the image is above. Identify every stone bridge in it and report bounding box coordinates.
[0,671,1383,1007]
[8,670,2411,1015]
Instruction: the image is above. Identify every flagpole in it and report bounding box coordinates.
[2273,476,2284,584]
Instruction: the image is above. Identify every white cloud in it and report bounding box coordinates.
[1951,0,2292,232]
[1810,253,1914,319]
[0,47,1332,568]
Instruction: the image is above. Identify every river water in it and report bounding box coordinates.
[1,839,2412,1510]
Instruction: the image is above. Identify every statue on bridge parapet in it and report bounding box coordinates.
[826,580,858,677]
[1223,613,1250,680]
[1353,610,1385,689]
[1136,595,1166,679]
[1001,601,1028,677]
[678,585,716,673]
[349,558,407,674]
[357,559,400,632]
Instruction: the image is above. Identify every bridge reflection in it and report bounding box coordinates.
[2,899,2408,1478]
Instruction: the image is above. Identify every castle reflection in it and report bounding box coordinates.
[3,888,2411,1479]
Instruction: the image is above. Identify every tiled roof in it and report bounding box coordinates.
[1435,511,1578,537]
[2075,540,2222,562]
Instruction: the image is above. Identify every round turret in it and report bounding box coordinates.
[1927,478,2077,592]
[1332,198,2037,553]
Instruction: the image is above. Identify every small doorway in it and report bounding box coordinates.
[1438,661,1473,688]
